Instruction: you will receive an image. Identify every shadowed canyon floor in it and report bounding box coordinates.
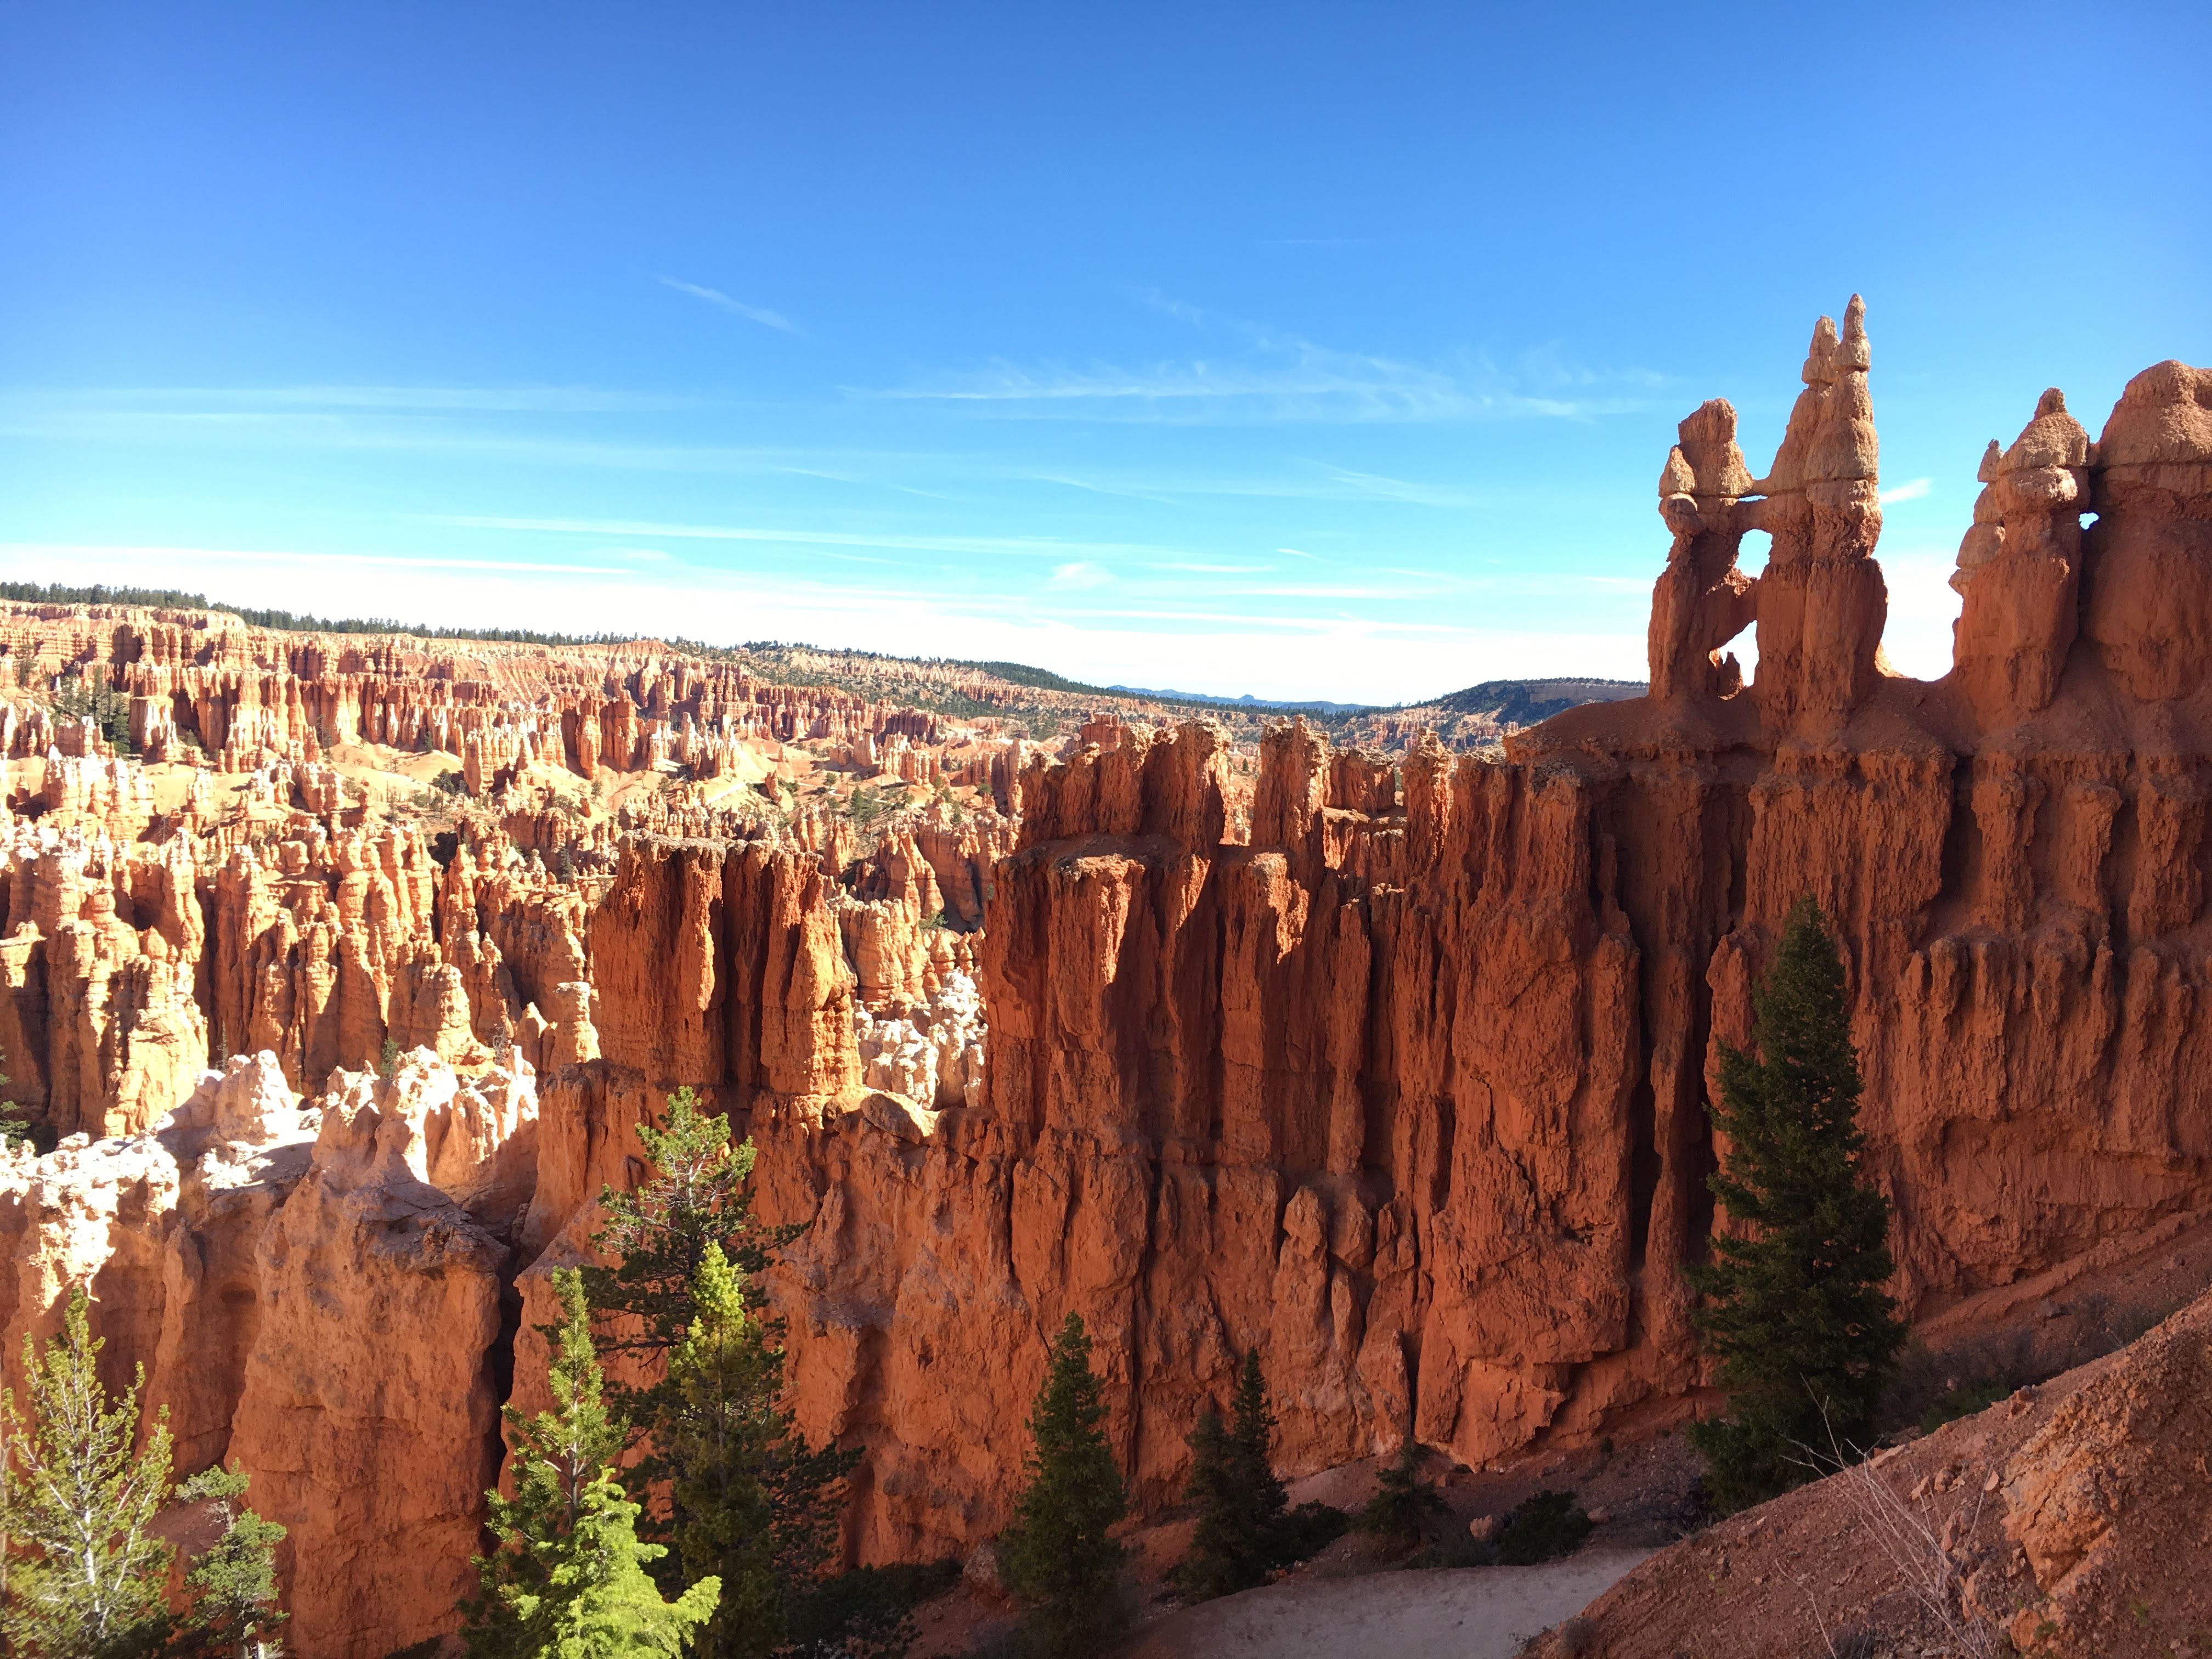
[2,306,2210,1655]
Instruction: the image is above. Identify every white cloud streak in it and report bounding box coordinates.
[443,513,1193,562]
[1049,561,1114,589]
[1880,477,1934,504]
[1,543,635,575]
[658,276,800,335]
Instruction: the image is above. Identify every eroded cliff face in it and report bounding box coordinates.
[4,308,2210,1646]
[0,1051,535,1659]
[747,318,2212,1561]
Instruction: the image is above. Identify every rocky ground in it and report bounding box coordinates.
[1536,1278,2212,1658]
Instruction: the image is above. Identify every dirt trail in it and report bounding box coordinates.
[1118,1548,1654,1659]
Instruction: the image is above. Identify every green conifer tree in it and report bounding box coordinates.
[1175,1350,1290,1602]
[0,1288,177,1658]
[582,1088,794,1387]
[462,1268,631,1658]
[658,1239,784,1659]
[580,1092,857,1649]
[998,1314,1128,1657]
[1355,1440,1446,1546]
[513,1470,719,1659]
[0,1051,46,1155]
[1688,896,1908,1511]
[174,1462,288,1659]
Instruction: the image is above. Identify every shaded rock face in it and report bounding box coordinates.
[4,310,2211,1643]
[0,1051,537,1659]
[745,318,2212,1561]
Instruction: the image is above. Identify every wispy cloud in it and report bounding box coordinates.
[658,276,800,336]
[1311,464,1475,508]
[1049,562,1114,589]
[1144,561,1273,574]
[1880,476,1934,504]
[0,543,635,575]
[866,331,1661,425]
[444,514,1186,562]
[11,385,704,414]
[1135,287,1210,328]
[1275,548,1322,561]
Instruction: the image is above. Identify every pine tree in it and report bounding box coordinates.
[0,1051,43,1155]
[1355,1440,1446,1546]
[582,1089,793,1373]
[462,1268,631,1657]
[0,1288,178,1658]
[1175,1350,1290,1602]
[998,1314,1128,1657]
[580,1091,856,1651]
[174,1462,287,1659]
[658,1240,785,1659]
[1688,897,1908,1512]
[514,1470,719,1659]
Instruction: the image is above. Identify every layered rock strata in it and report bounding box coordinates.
[2,311,2209,1646]
[0,1050,535,1659]
[747,317,2212,1560]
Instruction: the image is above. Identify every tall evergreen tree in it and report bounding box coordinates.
[174,1463,287,1659]
[462,1268,634,1657]
[1175,1350,1289,1602]
[657,1239,788,1659]
[1688,897,1908,1511]
[514,1470,719,1659]
[998,1314,1128,1657]
[0,1288,177,1658]
[580,1092,856,1650]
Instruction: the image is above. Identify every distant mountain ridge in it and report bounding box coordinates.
[1105,684,1374,714]
[1416,676,1646,724]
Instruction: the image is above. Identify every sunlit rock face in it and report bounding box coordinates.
[5,311,2212,1644]
[750,315,2212,1563]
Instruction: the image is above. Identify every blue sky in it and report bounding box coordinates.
[3,3,2207,704]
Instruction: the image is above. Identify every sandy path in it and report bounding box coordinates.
[1118,1548,1654,1659]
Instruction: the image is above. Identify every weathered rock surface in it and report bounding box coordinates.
[1566,1282,2212,1656]
[3,309,2210,1646]
[0,1051,535,1659]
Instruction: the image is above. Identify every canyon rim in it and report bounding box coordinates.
[3,305,2211,1655]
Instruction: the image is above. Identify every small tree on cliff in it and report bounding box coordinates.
[0,1050,47,1155]
[1688,897,1907,1512]
[1175,1350,1289,1602]
[582,1089,794,1381]
[172,1462,288,1659]
[1355,1440,1447,1545]
[0,1288,288,1659]
[465,1268,719,1656]
[998,1314,1128,1657]
[0,1288,177,1658]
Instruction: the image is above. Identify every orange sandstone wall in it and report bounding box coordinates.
[742,323,2212,1563]
[4,308,2210,1641]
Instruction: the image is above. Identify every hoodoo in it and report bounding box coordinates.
[3,305,2210,1654]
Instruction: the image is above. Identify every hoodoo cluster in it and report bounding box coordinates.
[1,306,2208,1656]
